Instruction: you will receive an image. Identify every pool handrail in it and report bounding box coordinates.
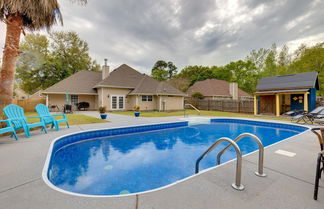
[195,137,244,191]
[217,133,266,177]
[184,103,200,117]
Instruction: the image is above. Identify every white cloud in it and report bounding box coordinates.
[0,0,323,72]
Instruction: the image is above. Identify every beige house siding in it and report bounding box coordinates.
[159,96,184,111]
[99,87,132,110]
[47,94,97,110]
[126,95,137,110]
[78,95,97,110]
[46,89,184,112]
[137,95,158,111]
[47,94,66,109]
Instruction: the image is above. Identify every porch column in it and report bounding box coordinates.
[304,92,308,112]
[135,95,139,106]
[253,95,257,115]
[275,94,280,116]
[46,95,49,106]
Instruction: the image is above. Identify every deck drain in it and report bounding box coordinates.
[104,165,113,170]
[275,149,296,157]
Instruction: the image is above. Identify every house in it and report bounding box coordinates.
[13,88,29,99]
[254,72,319,116]
[186,79,251,100]
[42,64,186,111]
[29,90,45,99]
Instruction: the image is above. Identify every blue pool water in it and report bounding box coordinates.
[46,119,307,196]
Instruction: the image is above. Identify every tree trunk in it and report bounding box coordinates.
[0,14,23,108]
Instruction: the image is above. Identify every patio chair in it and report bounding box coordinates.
[314,150,324,200]
[282,109,304,117]
[35,104,69,131]
[291,106,324,124]
[63,104,73,114]
[311,128,324,200]
[3,104,47,138]
[0,119,18,140]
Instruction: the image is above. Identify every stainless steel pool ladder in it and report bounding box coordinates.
[217,133,267,178]
[195,133,266,191]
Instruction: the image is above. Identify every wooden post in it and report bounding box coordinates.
[254,95,257,115]
[275,94,280,116]
[304,92,308,112]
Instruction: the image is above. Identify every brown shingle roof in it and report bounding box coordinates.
[95,64,144,88]
[43,64,186,96]
[129,75,186,96]
[43,70,101,94]
[187,79,250,97]
[156,81,186,96]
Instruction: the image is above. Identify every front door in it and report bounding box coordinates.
[111,95,125,110]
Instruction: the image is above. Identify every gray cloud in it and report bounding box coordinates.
[0,0,324,73]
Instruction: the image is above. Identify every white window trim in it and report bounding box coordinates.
[142,95,153,102]
[111,95,125,110]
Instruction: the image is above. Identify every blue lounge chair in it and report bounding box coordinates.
[3,104,47,138]
[35,104,69,131]
[0,119,18,140]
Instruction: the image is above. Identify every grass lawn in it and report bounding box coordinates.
[114,110,290,121]
[25,112,107,125]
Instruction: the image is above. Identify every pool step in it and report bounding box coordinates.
[182,117,211,125]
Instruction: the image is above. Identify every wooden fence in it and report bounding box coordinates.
[185,99,254,114]
[13,98,46,112]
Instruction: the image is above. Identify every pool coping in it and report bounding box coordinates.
[42,117,311,198]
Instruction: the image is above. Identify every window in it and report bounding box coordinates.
[71,95,78,105]
[142,95,153,102]
[112,96,117,109]
[118,96,124,109]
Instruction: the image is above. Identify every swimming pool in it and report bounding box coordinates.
[43,118,308,196]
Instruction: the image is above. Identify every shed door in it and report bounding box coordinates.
[260,95,275,114]
[290,94,304,111]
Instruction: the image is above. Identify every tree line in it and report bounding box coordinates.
[12,33,324,96]
[15,32,100,94]
[152,42,324,95]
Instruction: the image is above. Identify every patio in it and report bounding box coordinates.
[0,113,323,209]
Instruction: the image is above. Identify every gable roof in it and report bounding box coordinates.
[129,75,186,96]
[187,79,251,97]
[256,72,319,91]
[94,64,144,88]
[43,70,102,94]
[43,64,186,96]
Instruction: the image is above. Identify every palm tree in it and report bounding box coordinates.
[0,0,87,107]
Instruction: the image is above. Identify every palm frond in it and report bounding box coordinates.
[0,0,87,30]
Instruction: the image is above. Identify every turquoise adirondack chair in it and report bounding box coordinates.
[3,104,47,138]
[35,104,69,131]
[0,119,18,140]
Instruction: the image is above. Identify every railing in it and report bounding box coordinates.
[216,133,266,177]
[184,103,200,117]
[195,137,244,190]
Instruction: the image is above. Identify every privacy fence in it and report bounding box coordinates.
[185,99,254,114]
[13,98,46,112]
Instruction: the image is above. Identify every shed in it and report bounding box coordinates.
[254,72,319,116]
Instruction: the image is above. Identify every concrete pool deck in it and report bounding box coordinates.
[0,113,323,209]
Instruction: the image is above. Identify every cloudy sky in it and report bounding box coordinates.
[1,0,324,73]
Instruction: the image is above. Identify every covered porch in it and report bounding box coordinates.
[254,89,314,116]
